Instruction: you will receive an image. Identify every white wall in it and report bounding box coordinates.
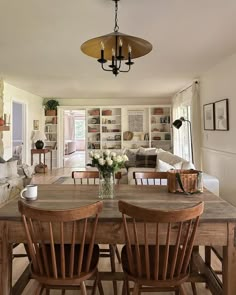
[3,82,43,164]
[200,52,236,205]
[57,97,171,106]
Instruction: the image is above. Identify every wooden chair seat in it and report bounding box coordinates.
[121,245,188,284]
[34,244,99,283]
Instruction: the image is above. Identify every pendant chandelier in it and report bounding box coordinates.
[81,0,152,76]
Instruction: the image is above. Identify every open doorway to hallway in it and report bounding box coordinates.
[12,101,26,164]
[63,110,86,168]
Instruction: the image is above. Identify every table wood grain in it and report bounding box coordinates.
[0,184,236,295]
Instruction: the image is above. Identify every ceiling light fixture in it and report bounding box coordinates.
[81,0,152,76]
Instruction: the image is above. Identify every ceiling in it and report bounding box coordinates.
[0,0,236,99]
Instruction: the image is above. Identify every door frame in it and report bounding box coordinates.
[57,106,86,168]
[12,100,27,164]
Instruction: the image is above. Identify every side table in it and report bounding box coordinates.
[31,149,52,173]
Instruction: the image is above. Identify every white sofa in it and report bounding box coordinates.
[123,148,219,196]
[0,160,24,205]
[65,140,76,155]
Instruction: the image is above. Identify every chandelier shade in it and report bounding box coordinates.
[81,32,152,61]
[81,0,152,76]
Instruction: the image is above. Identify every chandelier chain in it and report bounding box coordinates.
[114,0,119,32]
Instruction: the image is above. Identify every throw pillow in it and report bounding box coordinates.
[136,154,157,168]
[138,147,157,155]
[158,151,183,166]
[173,162,182,169]
[182,161,195,170]
[124,149,137,168]
[156,159,175,172]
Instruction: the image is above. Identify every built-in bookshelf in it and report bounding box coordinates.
[44,115,57,167]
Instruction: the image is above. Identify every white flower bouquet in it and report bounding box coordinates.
[89,150,128,178]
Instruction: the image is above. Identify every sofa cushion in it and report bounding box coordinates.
[0,160,19,179]
[0,163,7,178]
[8,160,18,177]
[136,154,157,168]
[156,160,175,172]
[181,161,195,170]
[158,151,184,166]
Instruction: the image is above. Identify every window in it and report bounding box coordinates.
[173,87,192,162]
[74,119,85,140]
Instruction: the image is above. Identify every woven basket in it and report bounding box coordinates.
[167,169,202,194]
[102,110,112,116]
[35,164,48,173]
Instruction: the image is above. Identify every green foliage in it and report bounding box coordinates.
[44,99,60,110]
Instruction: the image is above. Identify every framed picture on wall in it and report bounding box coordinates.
[203,103,215,130]
[33,120,39,130]
[214,98,229,131]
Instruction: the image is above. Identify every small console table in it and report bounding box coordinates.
[31,148,52,173]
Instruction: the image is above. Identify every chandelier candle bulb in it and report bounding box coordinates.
[119,38,123,57]
[101,41,105,60]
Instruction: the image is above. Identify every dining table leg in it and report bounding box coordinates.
[222,222,236,295]
[0,221,12,295]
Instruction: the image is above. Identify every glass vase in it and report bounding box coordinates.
[99,171,115,199]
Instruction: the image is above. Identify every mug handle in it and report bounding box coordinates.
[20,188,27,199]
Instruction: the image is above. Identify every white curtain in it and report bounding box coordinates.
[172,82,201,168]
[191,82,201,169]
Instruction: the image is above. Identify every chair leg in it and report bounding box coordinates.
[80,281,87,295]
[179,284,187,295]
[191,282,197,295]
[61,290,66,295]
[115,245,121,263]
[109,244,118,295]
[92,272,104,295]
[122,278,130,295]
[38,285,44,295]
[133,283,140,295]
[98,278,104,295]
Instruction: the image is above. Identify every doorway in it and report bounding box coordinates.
[63,110,86,168]
[12,101,26,164]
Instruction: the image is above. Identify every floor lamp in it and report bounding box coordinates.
[172,117,194,164]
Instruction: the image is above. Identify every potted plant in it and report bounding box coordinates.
[44,99,59,116]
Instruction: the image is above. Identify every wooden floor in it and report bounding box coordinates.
[13,168,220,294]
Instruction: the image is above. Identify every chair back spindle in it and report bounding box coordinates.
[72,170,122,185]
[119,200,204,286]
[18,200,103,285]
[133,171,168,186]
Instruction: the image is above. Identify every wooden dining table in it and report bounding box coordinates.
[0,184,236,295]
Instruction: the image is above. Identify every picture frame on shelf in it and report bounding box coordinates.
[214,98,229,131]
[203,103,215,130]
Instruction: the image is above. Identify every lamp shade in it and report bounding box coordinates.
[33,131,46,142]
[172,119,183,129]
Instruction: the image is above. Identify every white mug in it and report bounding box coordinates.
[20,185,38,200]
